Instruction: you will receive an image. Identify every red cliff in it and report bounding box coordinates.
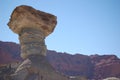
[0,41,120,79]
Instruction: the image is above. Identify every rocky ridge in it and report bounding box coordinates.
[0,41,120,79]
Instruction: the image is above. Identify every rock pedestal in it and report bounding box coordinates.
[8,5,57,59]
[8,5,69,80]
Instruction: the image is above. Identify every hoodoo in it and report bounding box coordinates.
[8,5,69,80]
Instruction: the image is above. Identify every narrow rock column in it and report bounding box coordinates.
[19,28,46,59]
[8,5,57,59]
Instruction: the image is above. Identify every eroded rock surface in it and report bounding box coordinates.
[8,5,57,37]
[8,5,69,80]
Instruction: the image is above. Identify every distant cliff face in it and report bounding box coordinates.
[0,41,120,79]
[90,55,120,79]
[47,50,94,78]
[0,41,21,64]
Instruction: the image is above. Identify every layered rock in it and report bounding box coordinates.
[47,51,94,78]
[0,41,21,64]
[91,55,120,79]
[8,5,57,59]
[1,41,120,79]
[7,5,69,80]
[8,5,57,37]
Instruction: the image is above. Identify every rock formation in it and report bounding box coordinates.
[91,55,120,79]
[1,41,120,79]
[8,5,69,80]
[8,5,57,59]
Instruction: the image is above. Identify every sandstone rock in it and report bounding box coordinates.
[1,41,120,79]
[91,55,120,79]
[12,55,69,80]
[47,51,94,78]
[19,28,47,58]
[8,5,57,37]
[7,5,69,80]
[8,5,57,58]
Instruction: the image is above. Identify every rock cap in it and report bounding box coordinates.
[8,5,57,36]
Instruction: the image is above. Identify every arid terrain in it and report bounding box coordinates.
[0,41,120,79]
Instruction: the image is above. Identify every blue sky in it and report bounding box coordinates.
[0,0,120,57]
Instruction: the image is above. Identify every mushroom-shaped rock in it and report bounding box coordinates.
[8,5,57,37]
[7,5,69,80]
[8,5,57,59]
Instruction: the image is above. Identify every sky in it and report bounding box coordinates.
[0,0,120,58]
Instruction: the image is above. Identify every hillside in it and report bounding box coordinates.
[0,41,120,79]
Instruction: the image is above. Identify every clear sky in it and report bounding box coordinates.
[0,0,120,57]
